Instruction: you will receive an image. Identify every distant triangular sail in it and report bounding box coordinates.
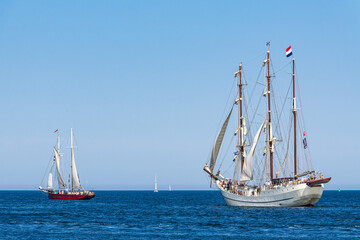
[209,107,233,173]
[240,121,265,181]
[154,175,158,192]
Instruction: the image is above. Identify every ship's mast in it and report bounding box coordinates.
[57,132,61,191]
[57,134,60,152]
[233,63,244,183]
[266,50,274,181]
[238,64,244,171]
[71,128,74,191]
[292,57,297,177]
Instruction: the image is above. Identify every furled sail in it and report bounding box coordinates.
[71,148,82,189]
[47,172,53,189]
[240,121,265,181]
[209,107,233,173]
[241,116,247,137]
[54,147,66,188]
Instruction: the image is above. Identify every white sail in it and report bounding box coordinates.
[71,128,82,190]
[209,107,233,173]
[154,175,158,192]
[242,116,247,137]
[54,147,66,188]
[240,121,265,181]
[71,148,82,189]
[47,172,53,189]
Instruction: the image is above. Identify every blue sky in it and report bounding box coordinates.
[0,1,359,190]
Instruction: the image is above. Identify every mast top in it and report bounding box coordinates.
[71,128,73,148]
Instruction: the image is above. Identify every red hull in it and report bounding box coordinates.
[48,192,95,200]
[307,177,331,186]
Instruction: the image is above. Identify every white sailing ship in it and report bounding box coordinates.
[204,47,330,207]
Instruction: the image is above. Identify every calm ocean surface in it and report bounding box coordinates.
[0,190,359,239]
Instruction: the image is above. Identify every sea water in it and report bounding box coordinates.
[0,190,359,239]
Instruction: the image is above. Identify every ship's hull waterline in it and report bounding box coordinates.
[48,192,95,200]
[220,183,323,207]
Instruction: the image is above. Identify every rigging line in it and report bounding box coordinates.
[247,64,265,95]
[245,69,266,135]
[244,65,266,142]
[242,94,254,143]
[274,61,292,74]
[270,56,277,79]
[271,76,287,134]
[276,113,293,177]
[40,152,55,187]
[270,80,283,141]
[253,146,265,181]
[286,110,295,175]
[294,63,307,135]
[247,89,263,139]
[244,62,265,109]
[241,50,268,66]
[297,110,313,171]
[269,56,287,142]
[218,78,237,130]
[223,161,235,176]
[218,133,236,170]
[206,80,237,164]
[273,79,292,142]
[243,63,265,126]
[259,154,268,185]
[294,64,313,166]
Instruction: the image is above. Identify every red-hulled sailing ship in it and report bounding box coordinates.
[39,129,95,200]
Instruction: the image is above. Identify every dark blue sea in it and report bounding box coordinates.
[0,190,359,239]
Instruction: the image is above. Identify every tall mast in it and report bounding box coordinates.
[238,63,244,171]
[266,50,274,181]
[292,57,297,177]
[71,128,73,191]
[56,132,62,191]
[57,134,60,152]
[233,63,244,183]
[71,128,73,149]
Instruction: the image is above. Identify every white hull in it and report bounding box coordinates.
[220,183,324,207]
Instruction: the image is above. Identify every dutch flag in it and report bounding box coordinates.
[286,46,293,57]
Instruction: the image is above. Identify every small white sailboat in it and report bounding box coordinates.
[154,175,158,192]
[169,185,172,191]
[203,46,331,207]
